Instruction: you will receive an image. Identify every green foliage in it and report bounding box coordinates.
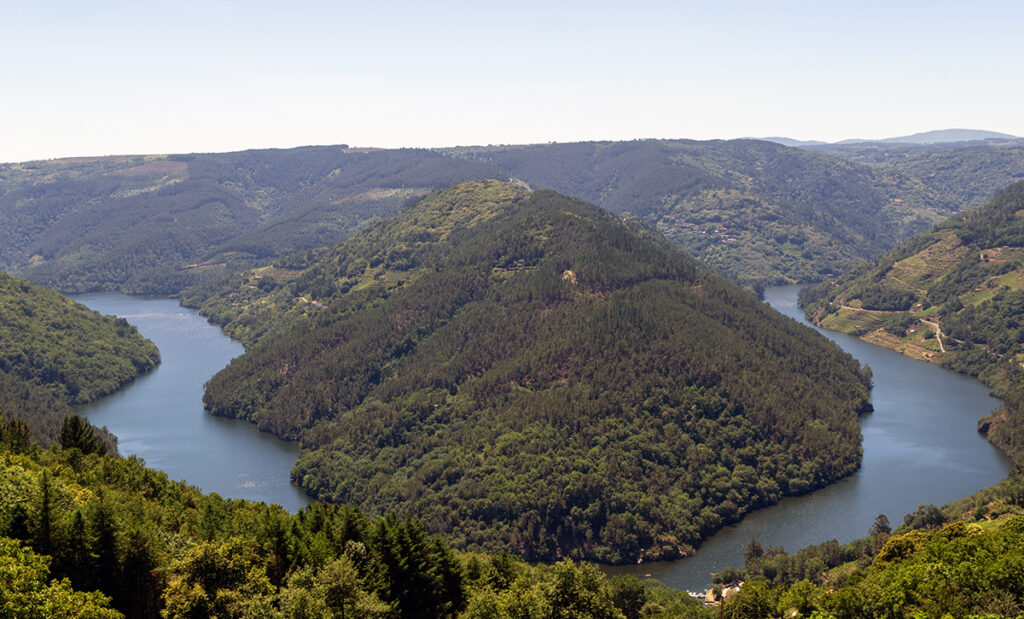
[716,534,877,590]
[0,272,159,405]
[199,181,871,563]
[0,271,157,449]
[0,536,121,618]
[0,427,702,618]
[543,560,623,619]
[718,516,1024,618]
[59,416,107,456]
[855,285,919,311]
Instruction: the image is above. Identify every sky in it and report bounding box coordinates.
[2,0,1022,163]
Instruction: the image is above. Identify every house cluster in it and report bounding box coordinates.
[694,581,744,606]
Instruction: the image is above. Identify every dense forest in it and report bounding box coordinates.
[9,137,1020,296]
[9,414,1024,617]
[0,419,704,618]
[198,181,872,564]
[0,271,159,446]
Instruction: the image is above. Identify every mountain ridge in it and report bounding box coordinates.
[1,138,971,294]
[760,128,1020,147]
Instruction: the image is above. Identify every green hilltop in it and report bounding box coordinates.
[198,180,872,564]
[443,139,949,287]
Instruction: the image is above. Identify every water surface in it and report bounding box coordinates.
[73,294,312,512]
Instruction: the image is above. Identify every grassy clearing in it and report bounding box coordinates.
[992,265,1024,289]
[863,330,946,362]
[820,308,889,333]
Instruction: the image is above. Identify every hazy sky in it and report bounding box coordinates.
[2,1,1022,162]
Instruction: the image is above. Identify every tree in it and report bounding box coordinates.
[744,537,764,563]
[59,415,107,455]
[0,537,121,618]
[609,575,646,619]
[722,581,775,619]
[543,560,623,619]
[0,418,31,453]
[33,470,54,556]
[869,513,892,550]
[316,556,388,618]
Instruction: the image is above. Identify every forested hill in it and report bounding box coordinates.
[0,148,503,293]
[442,139,950,287]
[801,181,1024,387]
[800,181,1024,464]
[0,272,159,445]
[201,180,872,564]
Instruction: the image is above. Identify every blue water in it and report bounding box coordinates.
[72,294,313,512]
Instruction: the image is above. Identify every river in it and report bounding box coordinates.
[72,294,312,513]
[73,288,1011,591]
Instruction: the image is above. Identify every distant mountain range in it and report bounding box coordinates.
[0,140,944,294]
[4,136,1023,295]
[761,129,1020,147]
